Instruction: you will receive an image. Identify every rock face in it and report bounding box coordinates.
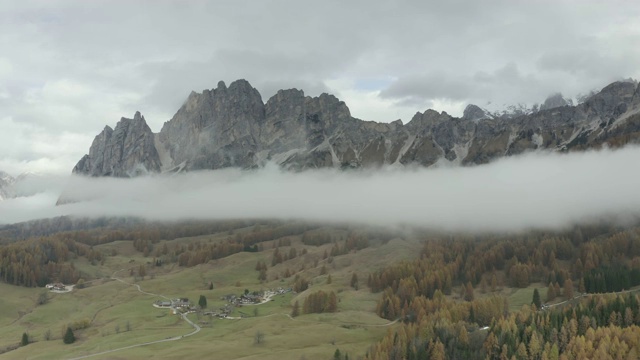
[462,104,490,122]
[73,79,640,176]
[74,112,161,177]
[540,93,572,111]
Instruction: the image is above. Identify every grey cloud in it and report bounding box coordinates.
[3,0,640,175]
[258,80,330,100]
[0,117,91,174]
[3,147,640,232]
[536,48,639,85]
[379,72,471,105]
[380,63,544,108]
[137,49,343,126]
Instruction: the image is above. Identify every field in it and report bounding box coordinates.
[506,284,547,312]
[0,226,416,360]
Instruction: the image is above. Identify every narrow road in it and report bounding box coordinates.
[67,270,200,360]
[71,271,400,359]
[110,269,172,300]
[542,287,640,311]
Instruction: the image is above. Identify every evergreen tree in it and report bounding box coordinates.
[21,332,29,346]
[532,288,542,309]
[63,327,75,344]
[198,295,207,309]
[334,348,342,360]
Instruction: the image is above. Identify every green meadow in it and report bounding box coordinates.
[0,229,415,359]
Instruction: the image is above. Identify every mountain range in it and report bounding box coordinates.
[72,79,640,177]
[0,172,44,201]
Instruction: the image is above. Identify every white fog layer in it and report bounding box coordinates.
[1,147,639,231]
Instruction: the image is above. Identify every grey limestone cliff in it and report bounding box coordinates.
[73,112,161,177]
[73,79,640,177]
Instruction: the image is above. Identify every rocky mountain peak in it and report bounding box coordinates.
[540,93,571,111]
[581,81,638,119]
[463,104,490,121]
[308,93,350,117]
[227,78,255,91]
[73,112,160,177]
[73,78,640,177]
[596,81,636,101]
[406,109,451,131]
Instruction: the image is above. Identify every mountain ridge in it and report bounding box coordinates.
[0,171,49,201]
[73,79,640,177]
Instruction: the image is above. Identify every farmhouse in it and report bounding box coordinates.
[46,283,66,291]
[154,300,172,308]
[238,293,262,304]
[172,298,191,308]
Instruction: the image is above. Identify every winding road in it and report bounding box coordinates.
[67,270,201,360]
[68,270,400,359]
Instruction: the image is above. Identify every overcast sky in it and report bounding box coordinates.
[1,0,640,175]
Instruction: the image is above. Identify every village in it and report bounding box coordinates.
[153,287,292,319]
[45,282,73,293]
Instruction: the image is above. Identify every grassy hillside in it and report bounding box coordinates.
[4,218,640,359]
[0,224,415,359]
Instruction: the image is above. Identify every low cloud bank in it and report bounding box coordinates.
[2,147,640,232]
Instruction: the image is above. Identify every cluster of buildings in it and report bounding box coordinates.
[151,288,293,319]
[204,303,235,319]
[46,283,67,291]
[221,287,291,306]
[153,298,197,314]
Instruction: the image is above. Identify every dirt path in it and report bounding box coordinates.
[109,270,171,300]
[66,270,200,360]
[69,271,397,359]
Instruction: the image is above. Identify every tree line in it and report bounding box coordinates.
[363,222,640,359]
